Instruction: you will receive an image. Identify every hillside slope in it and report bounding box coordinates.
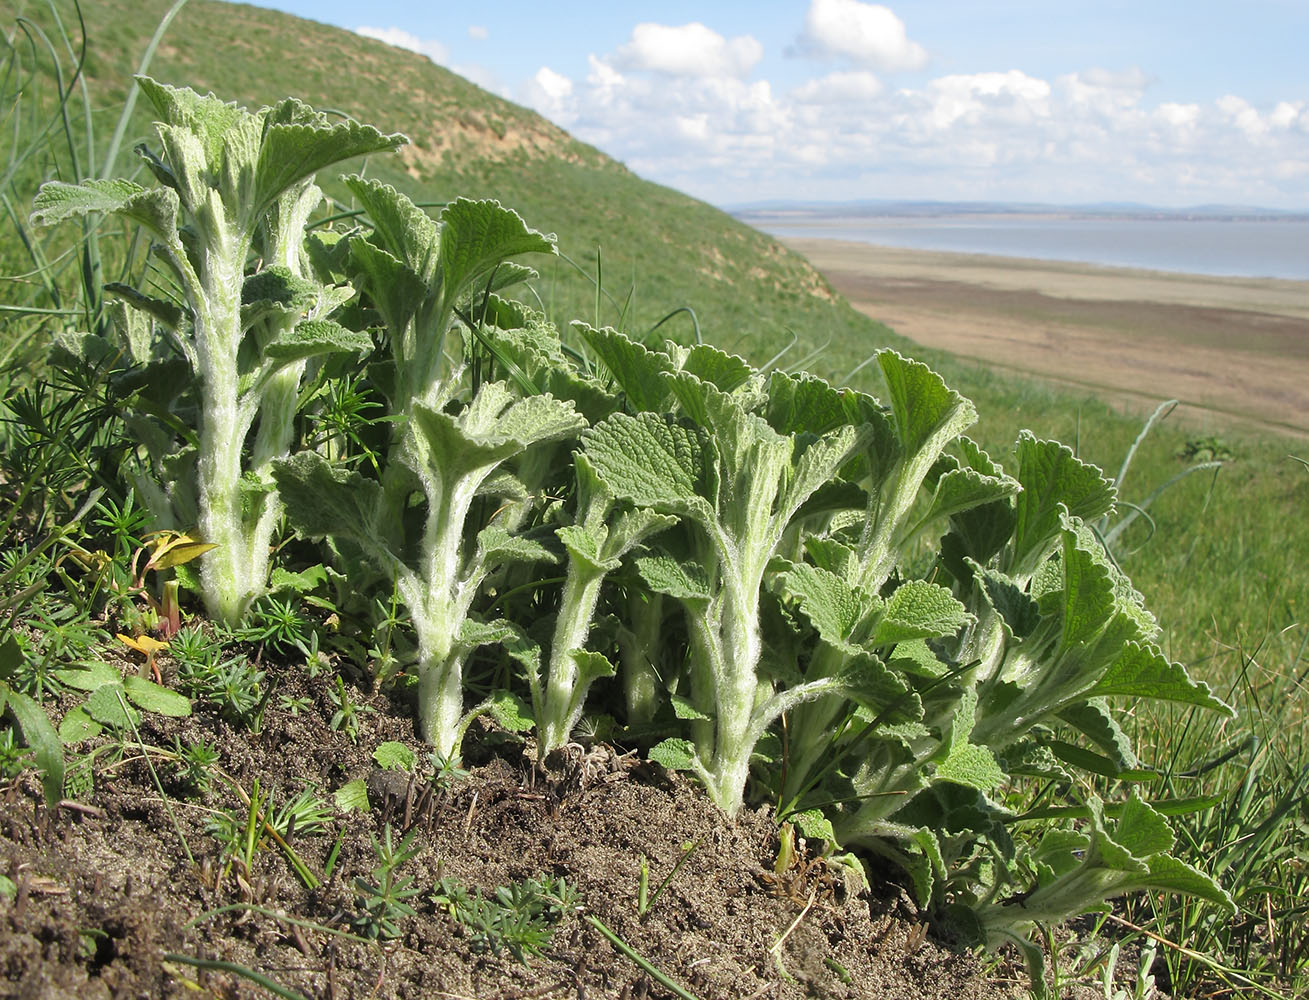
[37,0,913,380]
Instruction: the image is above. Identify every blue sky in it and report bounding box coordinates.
[252,1,1309,209]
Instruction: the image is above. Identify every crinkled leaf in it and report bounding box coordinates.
[269,564,329,595]
[999,740,1072,781]
[135,77,245,164]
[764,370,851,436]
[439,198,556,305]
[872,580,971,646]
[582,412,713,523]
[837,650,914,717]
[334,778,370,812]
[670,693,712,721]
[348,234,427,336]
[1011,433,1116,575]
[678,343,756,393]
[1057,700,1141,772]
[770,558,867,649]
[271,451,386,548]
[1090,641,1233,713]
[972,563,1041,640]
[342,175,438,280]
[32,178,179,244]
[648,738,697,771]
[633,554,711,606]
[937,732,1005,792]
[254,107,406,221]
[888,638,949,678]
[484,689,535,732]
[373,741,416,772]
[878,350,977,457]
[475,526,557,568]
[263,319,372,364]
[1134,854,1235,913]
[241,266,319,327]
[123,676,192,717]
[575,324,675,413]
[569,650,617,686]
[1113,790,1175,858]
[790,808,836,845]
[414,383,584,479]
[908,465,1020,540]
[1049,740,1136,780]
[104,283,185,341]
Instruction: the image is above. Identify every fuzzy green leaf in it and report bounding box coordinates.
[878,351,977,456]
[670,694,712,721]
[770,559,866,649]
[254,107,406,221]
[679,343,756,393]
[373,741,417,772]
[31,178,179,244]
[1011,434,1116,575]
[582,412,713,522]
[633,555,712,605]
[872,580,972,646]
[648,738,697,771]
[263,319,373,364]
[439,198,556,303]
[342,175,438,280]
[764,370,853,436]
[1089,641,1233,713]
[485,689,535,732]
[272,451,386,548]
[575,324,674,413]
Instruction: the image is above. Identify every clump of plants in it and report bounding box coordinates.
[10,76,1239,993]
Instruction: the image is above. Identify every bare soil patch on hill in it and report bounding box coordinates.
[786,238,1309,437]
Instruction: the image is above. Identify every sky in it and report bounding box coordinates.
[251,1,1309,210]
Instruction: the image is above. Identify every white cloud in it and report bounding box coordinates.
[921,71,1051,129]
[611,22,763,78]
[354,25,449,65]
[797,0,927,72]
[468,25,489,41]
[514,20,1307,209]
[792,70,884,104]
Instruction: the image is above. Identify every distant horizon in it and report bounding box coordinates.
[728,198,1309,220]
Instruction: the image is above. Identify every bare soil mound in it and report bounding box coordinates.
[0,665,1022,1000]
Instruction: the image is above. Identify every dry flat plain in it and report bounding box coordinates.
[784,237,1309,437]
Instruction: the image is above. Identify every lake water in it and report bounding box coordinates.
[747,215,1309,281]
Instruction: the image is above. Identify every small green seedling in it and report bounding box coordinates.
[638,836,702,919]
[353,824,422,940]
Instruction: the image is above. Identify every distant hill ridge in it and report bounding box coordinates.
[62,0,897,374]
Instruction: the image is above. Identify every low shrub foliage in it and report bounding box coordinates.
[10,76,1247,989]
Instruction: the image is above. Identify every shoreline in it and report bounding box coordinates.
[781,237,1309,438]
